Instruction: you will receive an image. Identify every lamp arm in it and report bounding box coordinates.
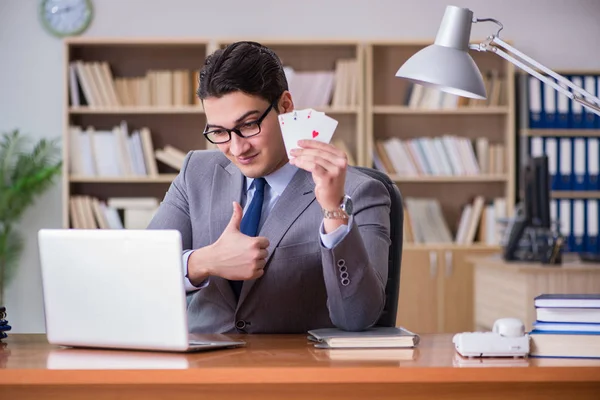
[470,36,600,117]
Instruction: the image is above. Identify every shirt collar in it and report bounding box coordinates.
[245,162,298,196]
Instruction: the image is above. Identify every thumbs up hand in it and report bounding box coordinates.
[187,202,270,285]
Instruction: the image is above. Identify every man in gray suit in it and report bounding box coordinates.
[148,41,391,334]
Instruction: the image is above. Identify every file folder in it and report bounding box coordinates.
[570,76,584,129]
[573,199,585,253]
[573,138,586,190]
[528,76,543,129]
[587,138,599,190]
[545,137,559,190]
[559,199,572,252]
[583,76,597,129]
[586,199,599,254]
[559,138,572,190]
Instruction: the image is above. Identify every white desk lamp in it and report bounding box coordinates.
[396,5,600,116]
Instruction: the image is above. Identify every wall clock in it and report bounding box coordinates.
[40,0,94,38]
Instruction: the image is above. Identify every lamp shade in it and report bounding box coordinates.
[395,6,487,100]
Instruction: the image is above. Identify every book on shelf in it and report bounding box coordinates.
[69,122,189,178]
[530,294,600,358]
[372,135,505,177]
[155,145,187,171]
[69,61,196,108]
[404,69,506,109]
[69,195,159,230]
[403,196,506,245]
[307,326,419,349]
[283,58,358,109]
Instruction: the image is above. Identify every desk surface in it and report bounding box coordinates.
[2,334,600,386]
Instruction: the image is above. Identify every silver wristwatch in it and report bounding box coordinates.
[323,195,353,219]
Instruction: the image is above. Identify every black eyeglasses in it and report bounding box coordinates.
[203,103,275,144]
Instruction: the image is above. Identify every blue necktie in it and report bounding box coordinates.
[229,177,267,300]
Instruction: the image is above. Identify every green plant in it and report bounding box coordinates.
[0,129,62,305]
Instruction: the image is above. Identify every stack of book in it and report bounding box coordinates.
[0,306,10,340]
[529,294,600,358]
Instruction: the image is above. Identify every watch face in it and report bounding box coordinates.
[343,196,353,215]
[41,0,93,37]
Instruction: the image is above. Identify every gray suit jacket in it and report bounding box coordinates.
[147,150,391,334]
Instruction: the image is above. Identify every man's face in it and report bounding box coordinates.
[203,92,292,178]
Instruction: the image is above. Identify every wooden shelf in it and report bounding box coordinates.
[403,244,502,251]
[314,106,360,114]
[69,106,205,114]
[390,175,508,183]
[69,175,177,183]
[68,106,360,115]
[551,191,600,199]
[372,106,509,115]
[522,129,600,137]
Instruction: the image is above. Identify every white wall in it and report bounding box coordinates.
[2,0,600,333]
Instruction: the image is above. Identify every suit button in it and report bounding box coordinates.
[341,278,350,286]
[340,271,349,280]
[339,265,347,273]
[337,259,346,267]
[235,320,246,330]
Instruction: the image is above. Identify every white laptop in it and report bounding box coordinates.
[38,229,245,353]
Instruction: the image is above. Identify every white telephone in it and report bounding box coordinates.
[452,318,530,358]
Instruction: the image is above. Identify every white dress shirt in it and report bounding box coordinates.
[182,163,353,292]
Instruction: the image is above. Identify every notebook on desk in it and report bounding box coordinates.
[307,326,420,349]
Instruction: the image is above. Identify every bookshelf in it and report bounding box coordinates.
[364,40,516,333]
[63,38,364,230]
[63,38,215,229]
[519,69,600,257]
[365,40,516,246]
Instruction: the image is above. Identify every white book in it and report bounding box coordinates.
[91,130,121,176]
[107,197,159,210]
[441,136,465,175]
[68,126,85,175]
[432,138,454,175]
[455,204,473,243]
[123,208,158,229]
[69,63,80,107]
[100,203,124,229]
[80,127,97,176]
[421,138,445,175]
[131,131,148,176]
[113,126,133,176]
[407,140,430,175]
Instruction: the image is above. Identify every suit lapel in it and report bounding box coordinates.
[209,162,244,311]
[237,169,316,307]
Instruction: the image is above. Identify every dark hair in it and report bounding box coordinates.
[197,41,288,110]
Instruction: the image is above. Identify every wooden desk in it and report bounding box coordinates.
[1,334,600,399]
[471,254,600,330]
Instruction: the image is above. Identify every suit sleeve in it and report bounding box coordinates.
[320,178,391,331]
[146,152,194,251]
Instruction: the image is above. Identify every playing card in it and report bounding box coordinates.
[279,108,338,159]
